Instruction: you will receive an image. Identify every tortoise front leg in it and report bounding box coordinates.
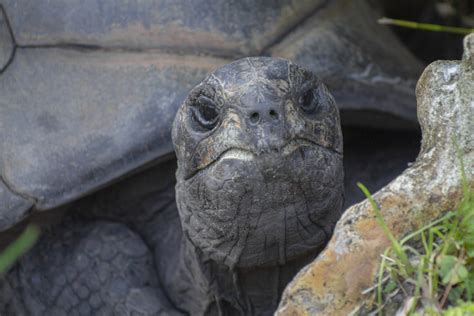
[2,220,181,316]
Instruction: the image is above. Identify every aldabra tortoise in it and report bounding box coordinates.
[2,56,344,315]
[0,0,422,315]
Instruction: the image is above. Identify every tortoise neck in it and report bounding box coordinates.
[172,235,317,315]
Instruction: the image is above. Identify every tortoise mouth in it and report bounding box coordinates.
[185,138,341,181]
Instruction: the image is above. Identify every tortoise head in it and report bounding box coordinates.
[172,57,344,268]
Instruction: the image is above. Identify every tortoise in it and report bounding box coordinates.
[2,56,342,315]
[0,0,423,315]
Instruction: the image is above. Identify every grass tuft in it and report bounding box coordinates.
[359,156,473,315]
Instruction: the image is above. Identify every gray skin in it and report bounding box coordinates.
[1,58,343,315]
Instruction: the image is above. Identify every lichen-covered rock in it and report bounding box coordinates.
[276,33,474,316]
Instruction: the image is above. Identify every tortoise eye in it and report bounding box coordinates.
[298,89,318,114]
[191,96,219,130]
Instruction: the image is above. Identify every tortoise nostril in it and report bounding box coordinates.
[269,109,279,120]
[250,112,260,124]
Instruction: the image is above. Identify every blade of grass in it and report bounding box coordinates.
[377,248,390,316]
[401,212,454,245]
[0,224,41,274]
[421,231,430,257]
[454,137,470,199]
[378,17,474,35]
[410,256,425,314]
[357,182,413,275]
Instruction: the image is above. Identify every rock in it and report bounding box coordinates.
[276,33,474,316]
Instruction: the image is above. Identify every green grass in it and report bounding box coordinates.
[359,159,473,315]
[0,224,40,274]
[379,17,474,35]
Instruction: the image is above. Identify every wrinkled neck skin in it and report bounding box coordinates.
[168,229,320,316]
[166,148,344,315]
